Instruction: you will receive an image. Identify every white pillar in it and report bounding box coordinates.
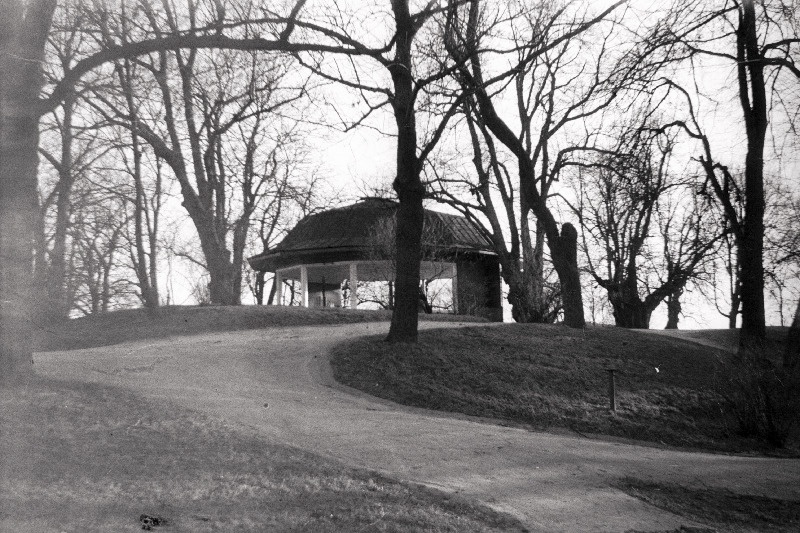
[300,265,309,307]
[349,263,358,309]
[451,263,458,314]
[274,270,283,306]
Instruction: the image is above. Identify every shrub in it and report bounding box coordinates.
[716,354,800,447]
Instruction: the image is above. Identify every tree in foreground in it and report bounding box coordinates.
[293,1,472,341]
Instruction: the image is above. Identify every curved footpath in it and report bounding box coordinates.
[35,322,800,532]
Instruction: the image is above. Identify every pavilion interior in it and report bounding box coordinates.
[275,260,457,308]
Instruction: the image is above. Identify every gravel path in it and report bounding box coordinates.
[35,322,800,532]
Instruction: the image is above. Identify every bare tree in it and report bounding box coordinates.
[432,1,629,323]
[443,0,627,327]
[763,182,800,367]
[764,181,800,327]
[88,5,310,305]
[248,151,324,306]
[576,122,723,328]
[638,0,800,349]
[1,0,59,378]
[111,49,163,309]
[69,191,132,315]
[0,0,327,376]
[33,1,113,322]
[289,1,475,341]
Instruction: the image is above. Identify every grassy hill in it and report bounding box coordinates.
[331,323,798,454]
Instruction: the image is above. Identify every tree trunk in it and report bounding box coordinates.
[729,289,741,329]
[506,269,552,323]
[386,1,424,343]
[610,297,653,329]
[665,289,682,329]
[785,299,800,369]
[550,223,585,328]
[254,270,266,305]
[124,68,159,310]
[0,0,55,382]
[45,93,76,320]
[206,252,240,305]
[607,277,654,329]
[737,0,768,352]
[387,186,424,342]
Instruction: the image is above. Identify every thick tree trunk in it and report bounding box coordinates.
[386,1,424,343]
[665,289,682,329]
[737,0,768,352]
[507,280,538,323]
[607,276,654,329]
[614,307,652,329]
[206,251,240,306]
[609,297,653,329]
[550,223,585,328]
[785,299,800,369]
[387,186,424,342]
[0,0,55,382]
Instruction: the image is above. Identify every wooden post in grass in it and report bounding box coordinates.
[606,369,617,412]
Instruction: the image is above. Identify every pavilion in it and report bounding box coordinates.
[247,198,503,321]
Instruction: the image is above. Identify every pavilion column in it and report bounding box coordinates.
[349,263,358,309]
[274,270,283,306]
[451,263,459,314]
[300,265,309,307]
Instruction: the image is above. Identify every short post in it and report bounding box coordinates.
[606,368,617,412]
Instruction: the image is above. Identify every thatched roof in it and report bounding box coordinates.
[248,198,495,272]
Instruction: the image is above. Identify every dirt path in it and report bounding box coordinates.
[35,322,800,532]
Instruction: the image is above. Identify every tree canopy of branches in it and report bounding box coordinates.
[637,0,800,349]
[575,120,723,329]
[84,2,311,305]
[441,0,627,328]
[431,0,627,324]
[0,0,477,380]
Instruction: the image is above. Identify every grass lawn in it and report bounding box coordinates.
[0,377,524,532]
[330,323,798,454]
[619,478,800,533]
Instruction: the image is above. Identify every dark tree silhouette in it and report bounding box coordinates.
[443,0,626,328]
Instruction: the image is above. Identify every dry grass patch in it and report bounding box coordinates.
[331,324,798,453]
[0,378,524,532]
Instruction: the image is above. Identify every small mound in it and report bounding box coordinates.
[35,305,485,351]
